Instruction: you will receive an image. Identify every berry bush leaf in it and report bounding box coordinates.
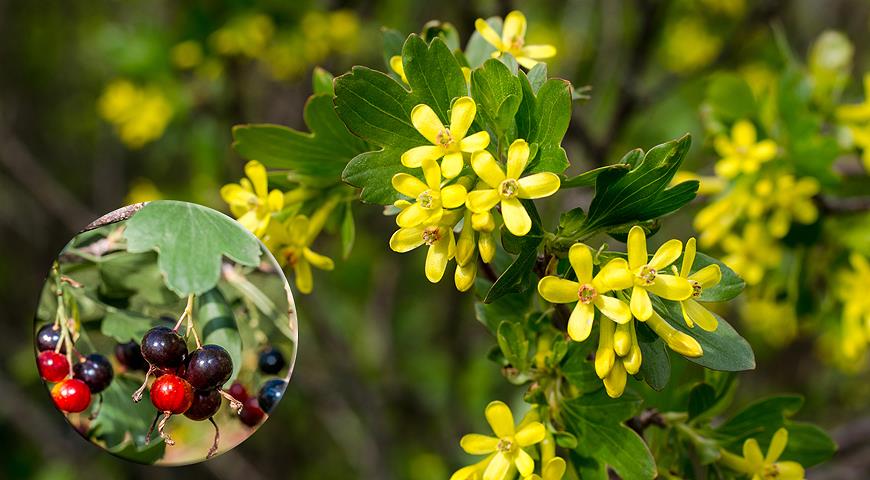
[100,308,154,343]
[636,322,671,391]
[562,391,656,480]
[471,59,522,139]
[515,74,572,174]
[336,35,467,204]
[199,287,243,386]
[91,376,161,451]
[561,341,603,394]
[123,200,262,296]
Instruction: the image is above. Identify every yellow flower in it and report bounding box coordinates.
[389,55,408,84]
[474,11,556,69]
[467,139,561,236]
[660,17,722,74]
[97,80,173,149]
[267,215,334,294]
[459,401,546,480]
[390,209,462,283]
[713,120,778,178]
[671,171,726,196]
[746,175,820,238]
[450,454,495,480]
[845,123,870,171]
[392,158,467,228]
[740,297,798,348]
[836,73,870,123]
[720,428,805,480]
[674,238,722,331]
[694,186,750,248]
[645,309,704,358]
[721,223,781,286]
[625,226,694,321]
[594,318,643,398]
[471,210,497,264]
[836,253,870,360]
[537,244,633,341]
[403,96,491,179]
[220,160,284,237]
[524,457,567,480]
[124,177,163,205]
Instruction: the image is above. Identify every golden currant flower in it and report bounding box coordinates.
[455,210,479,292]
[474,11,557,69]
[671,170,726,196]
[450,454,495,480]
[392,158,467,228]
[467,139,561,236]
[713,120,778,178]
[389,209,462,283]
[221,160,284,237]
[694,186,751,248]
[459,401,546,480]
[836,73,870,123]
[403,96,490,179]
[674,237,722,331]
[721,223,782,286]
[537,243,633,342]
[471,210,497,263]
[720,428,805,480]
[266,215,334,295]
[594,317,643,398]
[746,175,820,238]
[646,309,703,358]
[625,226,694,321]
[389,55,408,84]
[836,253,870,360]
[524,457,567,480]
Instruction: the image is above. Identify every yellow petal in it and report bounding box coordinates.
[732,120,757,147]
[521,44,556,59]
[294,259,313,294]
[568,303,594,341]
[502,11,527,46]
[441,184,468,208]
[595,319,616,378]
[647,310,703,357]
[713,135,735,158]
[630,286,653,321]
[460,131,491,153]
[472,211,496,232]
[690,264,721,288]
[479,232,496,263]
[595,295,632,324]
[542,457,566,480]
[450,96,476,139]
[514,449,535,478]
[267,189,284,211]
[237,209,262,234]
[502,197,532,236]
[392,173,428,197]
[483,453,512,480]
[743,438,765,467]
[244,160,268,199]
[613,322,632,356]
[679,300,694,328]
[303,248,334,271]
[456,217,476,266]
[648,274,694,301]
[680,237,697,278]
[484,400,515,437]
[411,104,445,144]
[516,56,539,69]
[594,258,633,292]
[776,461,805,480]
[442,151,465,179]
[538,277,580,303]
[766,428,788,463]
[506,139,530,179]
[425,232,452,282]
[460,434,499,454]
[389,55,407,83]
[455,261,476,292]
[422,158,442,189]
[627,226,648,270]
[751,139,777,162]
[396,202,435,228]
[402,145,443,168]
[603,361,627,398]
[515,421,546,446]
[288,215,310,245]
[474,18,506,51]
[568,243,593,283]
[649,239,683,271]
[389,226,425,253]
[517,172,560,199]
[714,157,742,179]
[623,342,642,375]
[221,183,258,207]
[471,150,507,187]
[467,189,501,213]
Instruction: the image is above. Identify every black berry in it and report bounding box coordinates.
[141,327,187,369]
[258,347,286,375]
[114,340,147,371]
[185,344,233,390]
[73,354,114,393]
[184,389,222,421]
[257,379,286,414]
[36,324,64,353]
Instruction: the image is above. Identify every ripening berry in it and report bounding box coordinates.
[38,351,70,382]
[184,389,222,421]
[257,379,286,414]
[227,381,249,402]
[36,324,64,353]
[150,374,193,414]
[258,347,286,375]
[185,344,233,390]
[141,327,188,369]
[51,378,91,413]
[238,398,265,427]
[73,354,114,393]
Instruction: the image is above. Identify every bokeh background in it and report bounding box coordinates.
[1,0,869,479]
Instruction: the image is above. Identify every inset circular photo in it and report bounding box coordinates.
[33,201,297,465]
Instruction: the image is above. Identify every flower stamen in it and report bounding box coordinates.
[578,284,598,304]
[690,280,702,298]
[499,178,519,199]
[417,190,436,209]
[496,437,515,453]
[422,226,441,246]
[638,265,657,285]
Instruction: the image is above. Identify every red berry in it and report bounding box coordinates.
[150,374,193,414]
[227,381,249,402]
[51,379,91,413]
[38,351,69,382]
[238,397,264,427]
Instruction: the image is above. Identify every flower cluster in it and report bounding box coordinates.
[719,428,805,480]
[97,79,173,149]
[538,227,719,397]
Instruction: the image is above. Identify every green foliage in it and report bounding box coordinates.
[91,377,162,452]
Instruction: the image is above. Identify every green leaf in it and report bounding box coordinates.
[124,201,262,296]
[340,201,356,259]
[465,17,501,68]
[98,251,176,305]
[109,440,166,465]
[635,322,670,391]
[705,73,757,123]
[381,27,405,70]
[687,383,717,419]
[561,164,630,189]
[312,67,335,96]
[198,288,243,386]
[562,391,656,480]
[560,340,602,394]
[780,422,837,467]
[91,376,160,451]
[483,245,539,304]
[497,321,529,371]
[526,63,547,94]
[336,35,468,204]
[470,59,523,137]
[692,252,745,302]
[519,78,572,175]
[101,309,154,343]
[715,395,804,442]
[421,20,461,51]
[232,94,367,181]
[654,298,755,372]
[474,289,532,334]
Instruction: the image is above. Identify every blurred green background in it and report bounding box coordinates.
[1,0,870,478]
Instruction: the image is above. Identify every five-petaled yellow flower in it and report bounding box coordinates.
[721,223,782,286]
[713,120,778,179]
[537,243,633,342]
[392,158,467,228]
[747,175,820,238]
[674,238,722,331]
[467,139,561,236]
[460,401,546,480]
[525,457,567,480]
[403,96,490,179]
[267,215,334,294]
[720,428,805,480]
[390,209,462,283]
[474,11,556,69]
[221,160,284,237]
[625,226,694,321]
[450,454,495,480]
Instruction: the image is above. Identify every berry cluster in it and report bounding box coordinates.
[226,347,288,428]
[36,324,114,414]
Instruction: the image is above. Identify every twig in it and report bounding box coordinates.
[82,202,146,232]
